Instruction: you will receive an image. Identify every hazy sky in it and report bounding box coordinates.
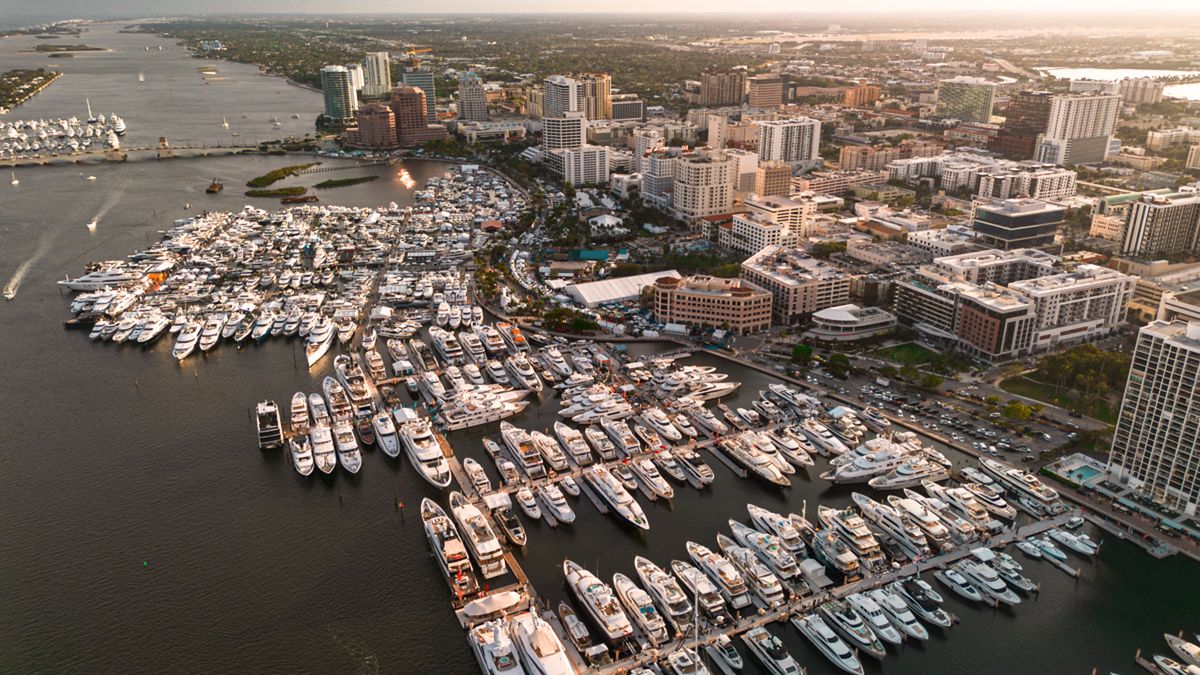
[4,0,1200,18]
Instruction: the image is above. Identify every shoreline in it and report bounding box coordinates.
[0,69,62,112]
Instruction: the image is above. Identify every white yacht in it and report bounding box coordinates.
[816,506,885,572]
[887,495,954,551]
[933,566,984,603]
[955,560,1020,605]
[1047,528,1098,556]
[747,504,807,558]
[563,559,633,642]
[537,484,575,524]
[500,421,547,481]
[469,619,524,675]
[172,320,202,360]
[552,421,593,467]
[508,612,573,675]
[613,573,669,645]
[372,412,400,458]
[429,326,464,364]
[641,407,683,442]
[978,457,1065,516]
[741,627,801,675]
[683,400,728,435]
[476,323,507,354]
[288,436,314,476]
[851,493,930,561]
[581,466,649,530]
[516,488,541,520]
[823,442,910,484]
[923,480,995,533]
[463,458,494,496]
[583,426,618,461]
[665,648,709,675]
[305,318,335,367]
[963,481,1019,520]
[800,418,849,456]
[541,347,573,377]
[865,587,928,641]
[716,535,785,608]
[198,315,224,351]
[687,540,752,610]
[450,491,507,579]
[505,354,543,393]
[670,559,726,618]
[845,593,904,646]
[867,457,949,490]
[729,520,799,580]
[309,424,337,474]
[1165,634,1200,668]
[530,430,569,472]
[402,419,452,488]
[630,458,674,500]
[332,419,362,473]
[420,499,479,599]
[633,556,693,634]
[485,359,511,385]
[892,578,952,627]
[720,437,790,487]
[818,600,887,661]
[600,417,641,457]
[790,613,864,675]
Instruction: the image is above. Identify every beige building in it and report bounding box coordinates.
[740,246,852,325]
[652,275,772,334]
[754,161,792,197]
[1188,145,1200,171]
[747,74,784,108]
[743,193,820,238]
[671,150,738,223]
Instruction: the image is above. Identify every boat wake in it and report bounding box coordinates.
[324,624,379,675]
[3,239,51,301]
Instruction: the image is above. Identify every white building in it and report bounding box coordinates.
[756,117,821,168]
[808,304,898,342]
[906,225,979,256]
[976,165,1077,201]
[550,146,610,186]
[542,75,579,118]
[362,52,391,97]
[542,111,586,151]
[1008,264,1136,350]
[740,245,853,325]
[457,72,489,122]
[1037,93,1122,165]
[671,150,737,223]
[743,193,820,238]
[720,214,793,255]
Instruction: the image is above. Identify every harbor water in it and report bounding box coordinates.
[2,21,1199,675]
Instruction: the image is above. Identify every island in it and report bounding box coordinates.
[313,175,380,189]
[0,69,62,111]
[34,44,103,52]
[244,187,308,198]
[245,163,320,188]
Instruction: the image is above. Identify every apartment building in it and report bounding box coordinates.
[740,246,852,325]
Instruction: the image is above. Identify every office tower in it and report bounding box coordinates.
[1037,93,1122,165]
[971,198,1066,250]
[843,83,881,109]
[389,86,447,147]
[346,64,364,92]
[552,146,610,185]
[756,117,821,166]
[747,74,783,108]
[1069,79,1120,95]
[542,75,580,119]
[632,128,662,174]
[1119,78,1165,106]
[1120,190,1200,258]
[320,65,358,125]
[611,95,645,122]
[542,111,586,151]
[1108,320,1200,515]
[652,276,772,335]
[993,91,1054,160]
[350,103,396,148]
[401,69,437,122]
[577,73,612,120]
[672,150,738,222]
[706,114,728,150]
[935,76,997,124]
[456,72,488,122]
[754,160,792,197]
[362,52,391,97]
[699,69,745,107]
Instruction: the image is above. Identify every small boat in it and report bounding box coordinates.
[373,412,400,458]
[515,488,541,520]
[206,178,223,194]
[558,476,580,497]
[557,602,608,665]
[255,400,283,449]
[705,634,743,672]
[1034,537,1068,561]
[933,567,983,603]
[288,436,315,476]
[493,507,526,547]
[665,648,708,675]
[1015,540,1043,559]
[1165,634,1200,668]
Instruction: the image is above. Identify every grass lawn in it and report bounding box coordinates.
[873,342,939,366]
[999,375,1118,425]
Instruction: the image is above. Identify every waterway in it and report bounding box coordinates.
[1038,67,1200,101]
[2,20,1199,675]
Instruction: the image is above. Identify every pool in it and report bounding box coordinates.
[1069,465,1102,483]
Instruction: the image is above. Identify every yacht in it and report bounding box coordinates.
[372,412,400,458]
[887,495,954,552]
[687,540,753,610]
[633,556,693,634]
[463,363,487,385]
[978,457,1066,516]
[718,437,789,487]
[1153,655,1198,675]
[493,507,527,547]
[305,318,336,367]
[530,430,570,472]
[822,444,910,484]
[309,424,337,474]
[790,614,864,675]
[892,578,952,627]
[198,315,224,351]
[542,347,573,377]
[613,573,669,645]
[673,413,699,439]
[505,354,543,392]
[865,587,928,641]
[584,426,618,461]
[420,498,480,599]
[418,371,447,403]
[581,466,649,530]
[557,602,607,666]
[934,562,985,604]
[508,612,573,675]
[665,648,709,675]
[716,535,786,608]
[641,407,683,442]
[955,560,1020,605]
[674,447,715,488]
[172,320,202,360]
[973,548,1036,593]
[450,491,507,579]
[537,484,575,524]
[809,527,861,580]
[401,419,452,488]
[1015,540,1043,559]
[558,476,580,497]
[867,457,950,490]
[747,504,807,558]
[963,481,1019,520]
[741,627,801,675]
[670,559,726,618]
[800,418,848,456]
[288,392,310,434]
[685,401,728,435]
[729,520,799,580]
[476,323,507,354]
[463,458,493,496]
[764,430,812,468]
[459,332,487,365]
[818,600,886,661]
[288,436,315,476]
[923,480,995,533]
[845,593,904,646]
[851,493,930,561]
[255,401,283,449]
[57,264,151,291]
[332,419,362,473]
[816,506,886,572]
[485,360,511,385]
[1047,528,1098,556]
[498,322,531,353]
[469,619,523,674]
[500,422,547,481]
[435,302,450,327]
[553,421,593,467]
[753,397,786,422]
[563,559,633,642]
[630,458,674,500]
[429,326,464,364]
[1165,634,1200,668]
[515,488,541,520]
[601,418,641,457]
[1034,537,1068,561]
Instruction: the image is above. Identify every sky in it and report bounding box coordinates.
[3,0,1200,19]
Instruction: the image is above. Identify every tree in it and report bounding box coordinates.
[899,364,920,381]
[827,352,851,379]
[1003,400,1034,420]
[919,373,945,390]
[792,344,813,364]
[879,365,899,379]
[810,241,847,259]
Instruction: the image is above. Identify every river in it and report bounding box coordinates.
[2,21,1198,675]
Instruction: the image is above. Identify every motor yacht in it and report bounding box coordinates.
[800,418,848,456]
[674,447,715,488]
[741,627,801,675]
[845,593,904,646]
[613,573,669,645]
[553,421,593,466]
[866,587,928,641]
[687,540,753,610]
[684,401,728,435]
[718,437,789,487]
[887,495,954,552]
[309,424,337,474]
[1015,540,1043,559]
[420,498,480,599]
[1165,634,1200,668]
[450,491,507,579]
[563,559,632,642]
[818,600,886,660]
[463,457,493,496]
[867,457,949,490]
[469,619,524,675]
[172,319,202,360]
[541,347,573,377]
[332,419,362,473]
[508,612,573,675]
[851,493,930,561]
[955,560,1020,605]
[500,421,547,481]
[372,412,400,458]
[923,480,995,533]
[729,520,799,580]
[255,400,283,449]
[288,436,315,476]
[476,323,507,354]
[670,559,726,619]
[583,426,618,461]
[972,548,1036,593]
[747,503,807,558]
[1034,537,1068,561]
[933,567,988,603]
[816,505,886,572]
[558,476,580,497]
[641,407,683,443]
[892,578,951,628]
[402,419,452,488]
[962,481,1018,520]
[305,317,335,367]
[504,354,543,392]
[630,458,674,500]
[581,465,649,530]
[537,484,575,524]
[705,635,743,672]
[530,430,569,472]
[791,613,864,675]
[978,457,1065,516]
[808,527,861,580]
[515,488,541,521]
[665,648,709,675]
[557,602,608,666]
[493,507,527,547]
[633,556,693,635]
[1047,528,1098,556]
[601,418,641,457]
[716,535,786,608]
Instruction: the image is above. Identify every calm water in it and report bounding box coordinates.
[1,21,1198,675]
[1039,67,1200,101]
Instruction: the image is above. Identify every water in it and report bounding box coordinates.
[1038,67,1200,100]
[2,21,1199,675]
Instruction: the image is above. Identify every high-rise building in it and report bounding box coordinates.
[542,111,586,151]
[346,64,364,92]
[456,72,488,122]
[1037,93,1122,165]
[1118,78,1165,106]
[706,114,728,150]
[1120,190,1200,258]
[699,69,745,107]
[362,52,392,97]
[1188,145,1200,171]
[389,86,447,147]
[401,69,437,122]
[632,128,663,174]
[345,103,396,148]
[551,146,610,185]
[843,83,881,109]
[972,198,1066,250]
[543,75,580,119]
[577,73,612,120]
[672,150,738,222]
[935,77,997,124]
[1107,320,1200,516]
[320,65,358,125]
[756,117,821,167]
[754,160,792,197]
[611,95,645,122]
[747,74,784,108]
[993,91,1054,160]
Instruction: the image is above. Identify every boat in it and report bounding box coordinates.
[557,602,608,666]
[718,437,789,487]
[309,424,337,474]
[816,506,886,573]
[741,627,801,675]
[420,498,480,599]
[665,648,709,675]
[790,613,864,675]
[674,447,715,488]
[1015,540,1043,559]
[401,419,452,488]
[1165,634,1200,668]
[516,488,542,520]
[505,354,542,392]
[255,401,283,449]
[933,566,983,602]
[450,491,507,578]
[865,587,928,640]
[845,593,904,646]
[600,418,641,457]
[500,421,547,481]
[1153,655,1198,675]
[1047,528,1098,556]
[172,320,202,360]
[687,541,752,610]
[1034,537,1068,561]
[747,504,807,558]
[978,457,1065,516]
[468,619,523,675]
[799,418,848,456]
[559,476,580,497]
[963,481,1019,520]
[808,527,861,580]
[867,457,949,490]
[584,426,618,462]
[537,484,575,524]
[463,457,493,495]
[629,458,674,500]
[508,612,573,675]
[553,421,593,467]
[563,559,632,642]
[581,465,649,530]
[288,436,315,476]
[206,178,223,194]
[373,412,400,458]
[641,407,683,442]
[10,170,17,186]
[613,573,669,645]
[305,318,335,367]
[332,420,362,473]
[633,556,693,635]
[493,507,527,547]
[922,481,995,534]
[851,493,930,561]
[705,635,743,673]
[729,520,798,580]
[530,431,569,472]
[670,559,726,619]
[892,578,952,627]
[716,535,786,608]
[954,560,1020,605]
[818,600,886,660]
[887,495,954,552]
[972,548,1036,593]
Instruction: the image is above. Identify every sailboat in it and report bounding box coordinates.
[86,218,97,232]
[222,116,229,130]
[9,170,17,186]
[86,98,98,124]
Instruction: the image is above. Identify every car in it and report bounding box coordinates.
[1041,433,1052,442]
[1067,432,1078,440]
